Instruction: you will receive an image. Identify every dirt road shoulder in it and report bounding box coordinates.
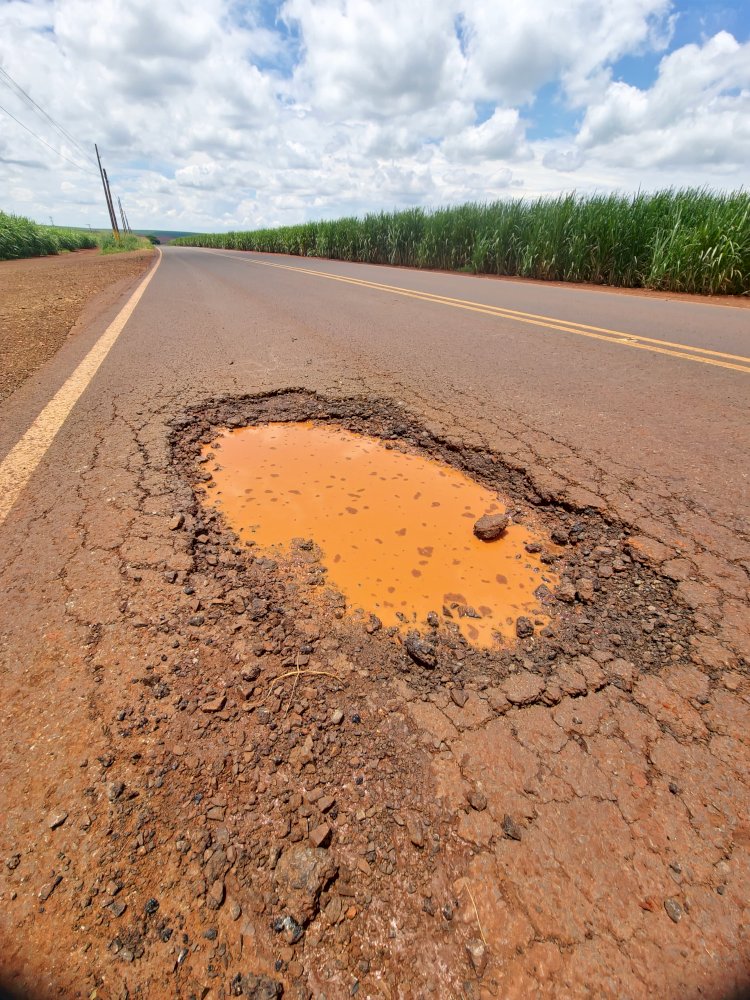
[0,247,154,404]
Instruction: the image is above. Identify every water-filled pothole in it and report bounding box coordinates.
[198,421,557,647]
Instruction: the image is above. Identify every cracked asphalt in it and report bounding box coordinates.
[0,246,748,999]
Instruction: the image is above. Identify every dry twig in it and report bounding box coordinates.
[464,881,487,947]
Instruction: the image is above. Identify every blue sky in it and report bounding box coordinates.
[0,0,748,229]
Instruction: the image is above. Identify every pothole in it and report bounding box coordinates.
[197,421,558,647]
[171,389,695,685]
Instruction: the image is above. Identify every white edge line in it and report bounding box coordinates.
[0,247,162,527]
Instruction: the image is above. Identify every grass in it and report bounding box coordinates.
[0,211,98,260]
[98,233,152,254]
[0,212,153,261]
[173,189,750,296]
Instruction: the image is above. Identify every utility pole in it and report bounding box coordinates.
[117,196,127,234]
[103,168,120,240]
[95,143,119,240]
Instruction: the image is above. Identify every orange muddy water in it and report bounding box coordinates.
[201,423,557,646]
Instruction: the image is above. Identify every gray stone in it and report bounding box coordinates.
[106,781,125,802]
[230,973,283,999]
[272,913,304,944]
[515,616,534,638]
[405,632,437,669]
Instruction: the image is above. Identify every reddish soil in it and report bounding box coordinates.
[0,248,153,403]
[4,390,747,999]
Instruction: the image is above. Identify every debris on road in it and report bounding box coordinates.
[473,512,510,540]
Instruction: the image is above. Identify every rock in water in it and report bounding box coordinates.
[473,513,510,541]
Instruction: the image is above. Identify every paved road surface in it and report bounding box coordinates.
[3,247,749,530]
[1,247,748,998]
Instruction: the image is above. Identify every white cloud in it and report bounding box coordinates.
[460,0,673,105]
[577,31,750,168]
[0,1,747,231]
[442,108,527,162]
[281,0,465,117]
[542,148,585,172]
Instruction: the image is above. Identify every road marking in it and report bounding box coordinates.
[199,249,750,374]
[0,249,162,527]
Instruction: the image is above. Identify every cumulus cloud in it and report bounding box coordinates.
[577,31,750,169]
[0,0,746,230]
[542,148,586,172]
[282,0,465,117]
[459,0,673,105]
[442,108,527,162]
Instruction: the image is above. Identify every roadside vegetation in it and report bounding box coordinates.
[0,211,98,260]
[0,211,152,261]
[173,189,750,296]
[98,233,152,254]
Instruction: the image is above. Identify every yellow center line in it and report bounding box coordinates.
[0,249,162,528]
[201,249,750,374]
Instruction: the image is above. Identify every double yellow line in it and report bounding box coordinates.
[202,249,750,374]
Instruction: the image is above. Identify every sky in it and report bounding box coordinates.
[0,0,748,231]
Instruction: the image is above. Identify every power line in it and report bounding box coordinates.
[0,65,97,168]
[0,100,96,175]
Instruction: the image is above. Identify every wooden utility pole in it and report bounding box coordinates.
[95,143,119,240]
[117,196,128,234]
[103,168,119,240]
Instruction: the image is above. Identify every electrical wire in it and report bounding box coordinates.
[0,65,98,168]
[0,67,132,228]
[0,100,96,174]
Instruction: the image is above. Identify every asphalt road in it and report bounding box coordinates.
[160,247,750,524]
[1,246,749,998]
[3,246,749,531]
